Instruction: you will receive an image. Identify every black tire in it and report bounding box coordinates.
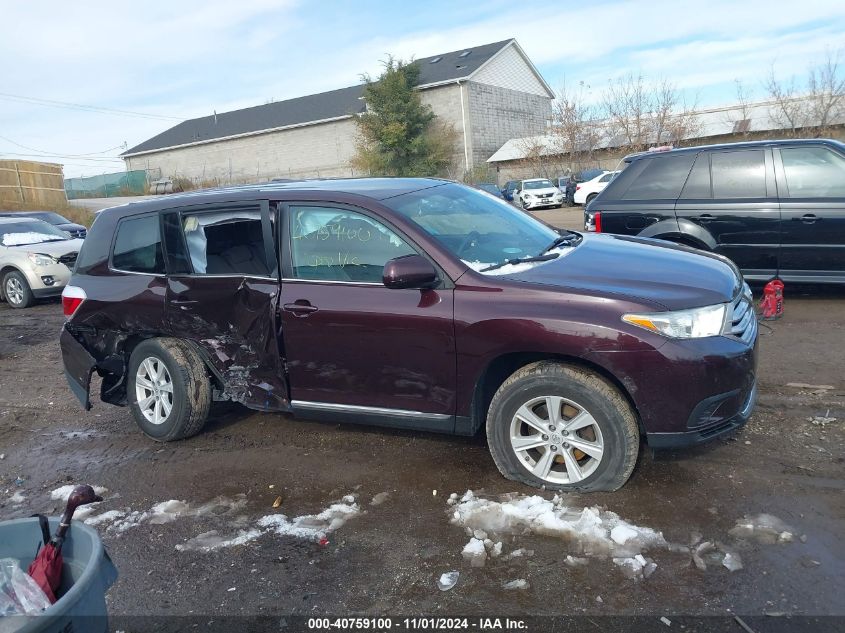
[486,361,639,492]
[3,271,34,309]
[586,193,597,205]
[127,338,211,441]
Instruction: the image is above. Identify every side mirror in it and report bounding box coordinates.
[383,255,438,290]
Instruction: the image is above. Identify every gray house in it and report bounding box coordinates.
[122,39,553,183]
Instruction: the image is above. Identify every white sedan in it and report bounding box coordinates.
[574,171,619,205]
[513,179,565,209]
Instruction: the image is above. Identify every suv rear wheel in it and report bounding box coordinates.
[3,271,34,309]
[128,338,211,441]
[486,362,639,492]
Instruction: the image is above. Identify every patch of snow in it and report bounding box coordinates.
[370,492,390,506]
[9,491,25,504]
[507,548,534,559]
[722,551,743,572]
[729,514,795,544]
[72,504,101,520]
[565,555,588,567]
[148,500,191,524]
[611,524,639,545]
[461,537,487,568]
[450,490,666,558]
[176,529,264,552]
[503,579,529,590]
[437,571,459,591]
[178,495,361,551]
[50,485,107,500]
[84,510,125,526]
[1,232,61,246]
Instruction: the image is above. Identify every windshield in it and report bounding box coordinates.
[523,179,554,190]
[0,220,70,246]
[28,212,70,225]
[384,182,562,271]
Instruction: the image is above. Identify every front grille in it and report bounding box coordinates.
[58,252,78,268]
[726,282,756,345]
[538,193,552,199]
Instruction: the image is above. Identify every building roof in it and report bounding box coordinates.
[123,39,522,157]
[487,96,845,163]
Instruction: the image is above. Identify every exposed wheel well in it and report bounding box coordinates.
[470,352,642,436]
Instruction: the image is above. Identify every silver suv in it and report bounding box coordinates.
[0,217,83,308]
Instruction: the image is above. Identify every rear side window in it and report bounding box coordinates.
[180,208,270,276]
[680,152,711,198]
[780,146,845,198]
[711,150,766,198]
[111,215,164,274]
[620,154,695,200]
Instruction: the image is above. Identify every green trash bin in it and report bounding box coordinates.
[0,517,117,633]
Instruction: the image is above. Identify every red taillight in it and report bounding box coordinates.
[594,212,602,233]
[62,285,86,318]
[575,185,582,191]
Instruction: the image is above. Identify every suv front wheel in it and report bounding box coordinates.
[128,338,211,441]
[486,362,639,492]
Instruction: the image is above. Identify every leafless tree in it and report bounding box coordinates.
[602,73,652,151]
[806,50,845,136]
[765,67,807,136]
[548,81,601,172]
[725,79,753,137]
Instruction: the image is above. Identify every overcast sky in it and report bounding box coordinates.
[3,0,845,178]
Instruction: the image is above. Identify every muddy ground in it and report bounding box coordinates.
[0,276,843,629]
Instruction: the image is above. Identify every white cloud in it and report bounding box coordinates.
[2,0,844,177]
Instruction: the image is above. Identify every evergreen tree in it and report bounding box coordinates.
[351,57,457,177]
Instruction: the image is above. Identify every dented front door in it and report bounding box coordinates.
[162,202,288,411]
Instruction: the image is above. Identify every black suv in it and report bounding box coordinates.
[585,139,845,283]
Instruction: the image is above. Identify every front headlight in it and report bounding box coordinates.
[622,303,728,339]
[28,253,56,267]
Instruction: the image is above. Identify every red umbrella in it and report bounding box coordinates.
[28,485,102,603]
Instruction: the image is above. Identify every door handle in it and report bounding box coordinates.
[793,214,819,224]
[698,214,716,223]
[283,301,318,316]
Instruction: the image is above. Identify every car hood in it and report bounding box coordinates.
[57,222,86,232]
[502,234,741,310]
[5,238,84,257]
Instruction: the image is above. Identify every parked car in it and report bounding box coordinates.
[501,180,520,201]
[472,183,505,199]
[565,168,606,206]
[0,211,87,239]
[573,171,618,206]
[0,217,84,308]
[513,178,565,209]
[60,178,757,492]
[585,139,845,284]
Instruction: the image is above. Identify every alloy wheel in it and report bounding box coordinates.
[509,395,604,484]
[135,356,174,425]
[5,277,24,305]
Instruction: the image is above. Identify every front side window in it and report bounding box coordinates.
[289,207,415,282]
[384,182,560,271]
[781,146,845,198]
[711,150,766,198]
[181,208,270,276]
[112,215,164,274]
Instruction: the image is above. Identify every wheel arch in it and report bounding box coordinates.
[467,351,642,436]
[0,265,28,301]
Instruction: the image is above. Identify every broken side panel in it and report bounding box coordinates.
[165,276,287,411]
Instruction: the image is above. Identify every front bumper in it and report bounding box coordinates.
[588,327,758,445]
[523,197,563,209]
[21,262,72,296]
[646,381,757,448]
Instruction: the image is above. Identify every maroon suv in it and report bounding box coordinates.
[60,179,757,492]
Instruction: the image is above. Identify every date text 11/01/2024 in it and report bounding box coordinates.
[306,617,528,630]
